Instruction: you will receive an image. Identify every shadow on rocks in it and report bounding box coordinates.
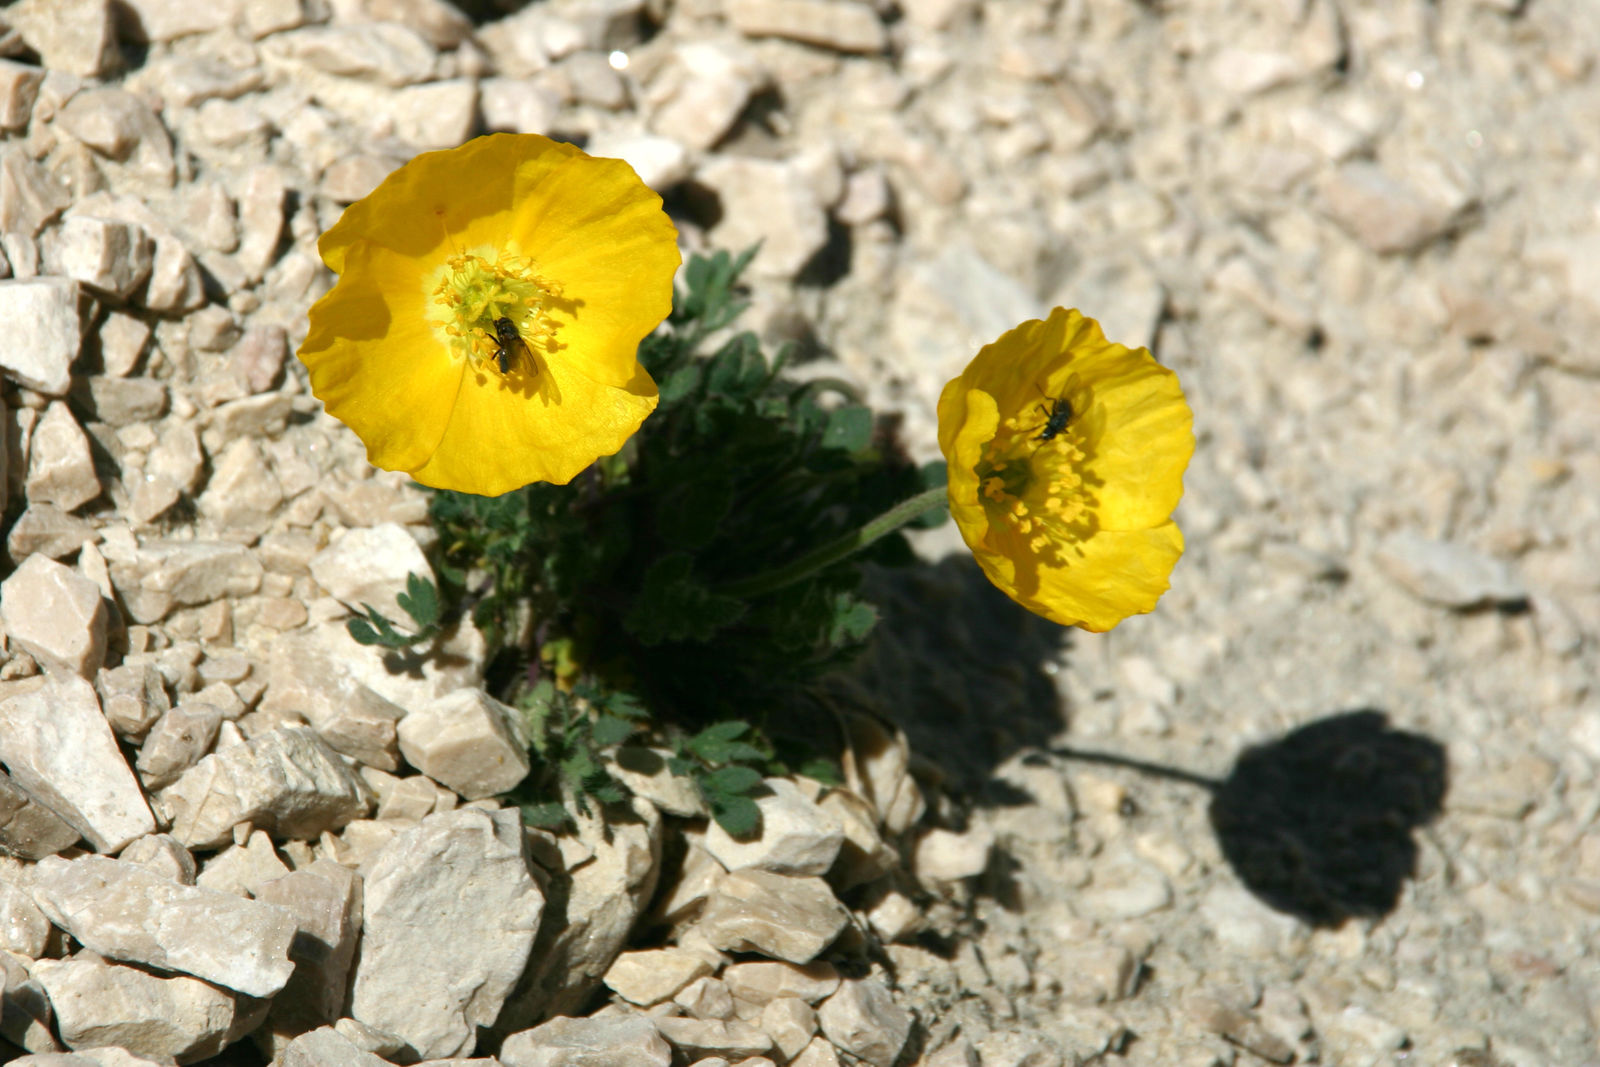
[1208,708,1448,927]
[1057,708,1448,927]
[847,555,1070,795]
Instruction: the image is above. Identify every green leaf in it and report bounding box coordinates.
[625,554,747,646]
[827,593,878,646]
[821,405,872,453]
[659,363,703,404]
[346,617,382,646]
[590,714,637,748]
[702,763,763,795]
[518,800,571,829]
[707,791,760,838]
[397,573,440,628]
[798,757,844,786]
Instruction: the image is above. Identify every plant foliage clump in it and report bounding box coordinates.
[360,249,944,833]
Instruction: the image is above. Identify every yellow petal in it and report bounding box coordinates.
[407,356,658,494]
[506,153,680,387]
[300,240,461,474]
[319,134,584,274]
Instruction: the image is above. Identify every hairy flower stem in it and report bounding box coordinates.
[720,486,948,599]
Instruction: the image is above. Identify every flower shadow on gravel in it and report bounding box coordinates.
[1207,709,1447,927]
[1057,709,1447,927]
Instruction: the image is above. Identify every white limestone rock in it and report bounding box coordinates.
[816,978,911,1067]
[45,216,153,300]
[840,714,925,835]
[108,539,264,625]
[647,42,763,151]
[194,829,289,898]
[310,522,434,621]
[0,875,50,957]
[1319,162,1465,256]
[607,746,708,817]
[760,995,818,1060]
[696,156,828,280]
[350,808,544,1059]
[263,630,406,771]
[653,1017,774,1060]
[500,1012,672,1067]
[134,701,223,790]
[24,401,99,512]
[30,952,263,1062]
[721,960,841,1008]
[911,824,993,884]
[0,948,60,1053]
[281,1026,395,1067]
[30,854,297,997]
[726,0,885,53]
[702,778,843,877]
[0,673,154,853]
[0,554,109,678]
[396,688,530,800]
[196,437,284,532]
[255,860,363,1046]
[95,663,170,740]
[603,947,714,1007]
[155,724,368,850]
[496,796,661,1030]
[697,870,849,964]
[118,833,196,884]
[817,787,896,891]
[583,132,690,192]
[0,278,79,396]
[0,60,44,132]
[5,0,120,78]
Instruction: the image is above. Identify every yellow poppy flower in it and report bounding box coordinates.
[937,308,1194,631]
[297,134,680,495]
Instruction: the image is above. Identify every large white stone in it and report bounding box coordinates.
[31,854,298,997]
[255,860,363,1046]
[816,978,911,1067]
[310,522,434,622]
[281,1026,395,1067]
[263,630,406,771]
[350,808,544,1059]
[0,278,79,395]
[725,0,885,53]
[0,554,109,678]
[496,796,661,1030]
[31,953,262,1062]
[648,42,762,151]
[603,947,713,1007]
[5,0,120,77]
[24,401,99,512]
[696,870,849,964]
[500,1012,672,1067]
[0,673,154,853]
[696,156,828,280]
[46,215,153,300]
[135,701,223,790]
[155,724,368,850]
[397,688,530,800]
[702,778,843,877]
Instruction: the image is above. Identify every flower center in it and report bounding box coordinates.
[429,250,562,378]
[977,405,1092,560]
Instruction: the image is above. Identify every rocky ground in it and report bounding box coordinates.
[0,0,1598,1064]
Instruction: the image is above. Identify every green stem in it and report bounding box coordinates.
[721,485,949,599]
